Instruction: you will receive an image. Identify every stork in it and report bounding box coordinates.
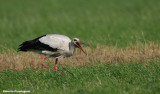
[18,34,88,71]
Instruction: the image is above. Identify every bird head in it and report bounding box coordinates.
[72,38,89,55]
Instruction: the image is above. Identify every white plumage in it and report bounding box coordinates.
[39,34,73,58]
[18,34,88,71]
[39,34,71,51]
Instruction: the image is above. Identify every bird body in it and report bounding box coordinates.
[19,34,76,58]
[18,34,88,71]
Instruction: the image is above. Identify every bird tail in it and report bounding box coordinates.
[18,41,32,52]
[18,35,47,52]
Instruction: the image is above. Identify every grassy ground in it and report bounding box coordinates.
[1,43,160,70]
[0,0,160,49]
[0,0,160,94]
[1,63,160,94]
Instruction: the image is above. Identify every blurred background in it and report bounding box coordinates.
[0,0,160,50]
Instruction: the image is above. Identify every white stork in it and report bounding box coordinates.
[18,34,88,71]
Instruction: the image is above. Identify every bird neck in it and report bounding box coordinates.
[69,42,75,54]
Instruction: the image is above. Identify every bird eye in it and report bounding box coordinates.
[74,39,77,41]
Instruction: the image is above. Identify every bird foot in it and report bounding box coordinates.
[41,62,45,66]
[41,57,48,67]
[54,65,58,70]
[56,71,63,77]
[54,66,63,77]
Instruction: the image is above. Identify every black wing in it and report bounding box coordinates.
[18,35,58,52]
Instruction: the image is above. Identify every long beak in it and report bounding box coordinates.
[76,42,88,55]
[79,41,89,46]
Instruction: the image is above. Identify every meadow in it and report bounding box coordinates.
[0,0,160,93]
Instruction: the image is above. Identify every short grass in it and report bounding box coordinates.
[0,0,160,94]
[0,0,160,50]
[0,62,160,94]
[1,42,160,70]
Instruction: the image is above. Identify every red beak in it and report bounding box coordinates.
[79,41,89,46]
[76,41,89,55]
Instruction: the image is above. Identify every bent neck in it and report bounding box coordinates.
[69,42,75,54]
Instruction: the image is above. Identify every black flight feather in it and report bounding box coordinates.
[18,35,58,52]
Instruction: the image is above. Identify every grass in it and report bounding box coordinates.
[0,43,160,93]
[0,0,160,50]
[0,0,160,93]
[0,62,160,94]
[1,42,160,70]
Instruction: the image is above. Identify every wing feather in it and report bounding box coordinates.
[39,34,71,51]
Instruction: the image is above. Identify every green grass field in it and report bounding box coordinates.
[1,63,160,94]
[0,0,160,49]
[0,0,160,94]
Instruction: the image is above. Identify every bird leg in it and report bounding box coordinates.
[54,58,58,71]
[41,57,48,66]
[54,58,63,77]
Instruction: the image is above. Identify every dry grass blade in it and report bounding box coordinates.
[0,42,160,70]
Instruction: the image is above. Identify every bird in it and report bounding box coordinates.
[18,34,88,71]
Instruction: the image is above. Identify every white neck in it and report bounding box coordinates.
[69,41,75,54]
